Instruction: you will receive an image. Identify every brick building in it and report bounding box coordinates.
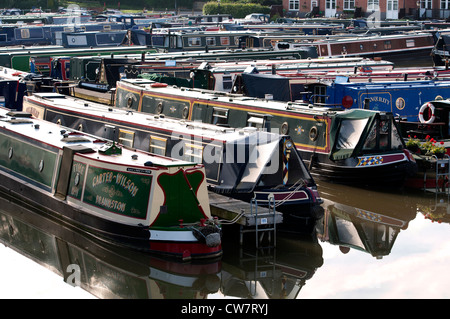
[282,0,450,19]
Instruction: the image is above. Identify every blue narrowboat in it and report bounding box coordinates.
[304,79,450,122]
[0,22,127,47]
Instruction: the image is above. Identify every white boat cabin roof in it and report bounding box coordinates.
[0,105,196,168]
[27,92,289,142]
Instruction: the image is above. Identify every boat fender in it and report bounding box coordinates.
[419,102,435,124]
[205,233,221,247]
[191,224,221,247]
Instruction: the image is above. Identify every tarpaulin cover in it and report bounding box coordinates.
[241,72,291,102]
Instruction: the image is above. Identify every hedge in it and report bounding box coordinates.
[203,1,270,18]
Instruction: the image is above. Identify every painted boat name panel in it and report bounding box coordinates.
[69,161,152,219]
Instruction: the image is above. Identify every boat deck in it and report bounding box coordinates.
[208,192,282,227]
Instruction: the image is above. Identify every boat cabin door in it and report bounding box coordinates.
[325,0,337,17]
[103,124,116,141]
[386,0,399,19]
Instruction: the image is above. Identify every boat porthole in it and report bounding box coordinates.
[156,102,163,114]
[78,124,83,132]
[38,160,44,172]
[74,172,80,186]
[182,106,189,119]
[127,97,133,108]
[281,122,289,135]
[309,126,318,141]
[8,147,13,159]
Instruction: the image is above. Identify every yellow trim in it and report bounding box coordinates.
[118,84,330,152]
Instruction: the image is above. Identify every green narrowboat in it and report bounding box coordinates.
[114,78,417,187]
[0,106,221,260]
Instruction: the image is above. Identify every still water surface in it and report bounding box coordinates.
[0,180,449,299]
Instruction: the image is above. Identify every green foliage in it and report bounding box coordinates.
[203,1,270,18]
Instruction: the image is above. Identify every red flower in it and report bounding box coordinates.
[440,141,445,145]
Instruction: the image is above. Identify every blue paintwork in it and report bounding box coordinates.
[315,79,450,122]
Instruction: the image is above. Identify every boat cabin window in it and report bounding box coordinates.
[220,37,230,46]
[184,143,203,163]
[118,129,135,148]
[212,107,229,125]
[337,118,369,149]
[384,40,392,50]
[188,37,201,47]
[206,37,216,46]
[363,117,404,151]
[222,75,233,91]
[406,39,415,47]
[19,29,30,39]
[149,135,167,155]
[247,113,266,129]
[313,85,327,105]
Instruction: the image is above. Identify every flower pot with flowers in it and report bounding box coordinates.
[431,142,446,158]
[420,135,446,158]
[405,135,421,153]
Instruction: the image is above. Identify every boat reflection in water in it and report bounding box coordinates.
[0,193,222,299]
[219,233,324,299]
[315,181,447,259]
[0,189,326,299]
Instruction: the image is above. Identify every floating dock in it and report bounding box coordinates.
[208,192,283,247]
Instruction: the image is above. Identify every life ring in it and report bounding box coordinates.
[418,102,436,124]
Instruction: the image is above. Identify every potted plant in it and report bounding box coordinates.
[431,142,446,158]
[405,135,421,153]
[420,135,446,158]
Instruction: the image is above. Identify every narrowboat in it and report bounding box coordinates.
[243,32,435,61]
[114,79,418,187]
[22,92,323,220]
[0,106,222,260]
[301,79,450,122]
[188,57,393,92]
[231,65,450,102]
[431,32,450,67]
[0,22,126,47]
[0,45,156,72]
[396,98,450,191]
[231,21,345,35]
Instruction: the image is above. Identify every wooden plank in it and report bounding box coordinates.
[73,87,114,105]
[208,192,283,226]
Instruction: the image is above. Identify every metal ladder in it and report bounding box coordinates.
[434,154,450,196]
[239,197,277,248]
